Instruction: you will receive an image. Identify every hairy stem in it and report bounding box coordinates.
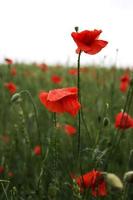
[77,51,81,157]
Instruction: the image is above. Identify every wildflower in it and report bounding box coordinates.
[5,58,13,65]
[73,169,107,197]
[64,124,76,136]
[68,68,77,75]
[4,82,17,95]
[51,75,62,84]
[33,145,41,156]
[8,171,14,177]
[71,29,108,54]
[10,67,17,76]
[39,87,80,116]
[120,73,130,92]
[115,112,133,129]
[0,166,4,174]
[37,63,48,72]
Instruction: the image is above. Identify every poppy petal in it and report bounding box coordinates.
[61,95,81,116]
[48,87,78,101]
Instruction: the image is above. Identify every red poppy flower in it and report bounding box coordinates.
[4,82,17,94]
[68,68,77,75]
[64,124,76,136]
[120,82,129,92]
[5,58,13,65]
[39,87,80,116]
[10,67,17,76]
[1,134,10,144]
[120,74,130,92]
[33,145,41,156]
[121,74,130,82]
[115,112,133,129]
[37,63,48,72]
[71,29,108,55]
[0,166,4,174]
[51,75,62,84]
[8,171,14,177]
[73,170,107,197]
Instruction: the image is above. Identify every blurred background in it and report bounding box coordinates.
[0,0,133,67]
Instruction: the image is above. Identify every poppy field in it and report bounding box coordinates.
[0,29,133,200]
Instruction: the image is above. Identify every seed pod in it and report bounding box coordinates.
[123,171,133,184]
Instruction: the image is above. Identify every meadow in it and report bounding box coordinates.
[0,60,133,200]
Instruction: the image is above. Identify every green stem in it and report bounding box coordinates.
[80,106,92,143]
[122,183,128,200]
[77,51,81,157]
[1,182,10,200]
[19,90,42,147]
[36,148,49,192]
[53,113,57,128]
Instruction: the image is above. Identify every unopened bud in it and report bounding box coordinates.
[98,115,102,123]
[10,93,21,103]
[75,26,79,32]
[106,103,109,109]
[123,171,133,184]
[18,110,23,116]
[103,117,110,127]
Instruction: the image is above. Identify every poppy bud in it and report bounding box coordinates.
[103,172,123,190]
[123,171,133,184]
[11,93,21,103]
[103,117,110,127]
[98,115,102,123]
[74,26,79,32]
[18,110,23,117]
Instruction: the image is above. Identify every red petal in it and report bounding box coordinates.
[39,92,66,113]
[71,29,108,55]
[39,92,48,105]
[64,124,76,136]
[61,95,80,116]
[84,40,108,54]
[47,87,78,101]
[71,30,102,45]
[98,181,107,196]
[120,82,128,92]
[115,112,133,129]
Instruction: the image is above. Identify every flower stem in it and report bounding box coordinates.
[77,51,81,157]
[19,90,42,147]
[53,113,57,128]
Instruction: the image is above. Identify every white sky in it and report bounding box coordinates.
[0,0,133,67]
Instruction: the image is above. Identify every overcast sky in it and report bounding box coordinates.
[0,0,133,67]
